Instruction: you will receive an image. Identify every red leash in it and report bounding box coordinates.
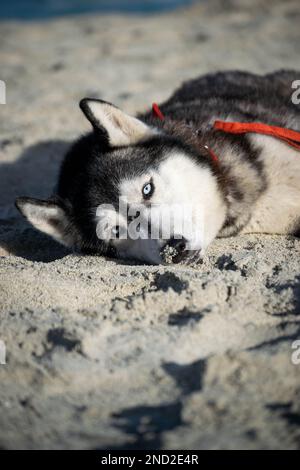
[152,103,300,163]
[214,120,300,151]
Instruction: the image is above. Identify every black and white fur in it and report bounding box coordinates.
[16,70,300,264]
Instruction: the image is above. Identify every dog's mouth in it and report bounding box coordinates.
[160,244,181,264]
[109,236,203,266]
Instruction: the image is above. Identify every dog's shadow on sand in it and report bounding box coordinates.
[0,139,72,262]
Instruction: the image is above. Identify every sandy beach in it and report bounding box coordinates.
[0,0,300,449]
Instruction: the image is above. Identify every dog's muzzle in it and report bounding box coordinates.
[160,236,188,264]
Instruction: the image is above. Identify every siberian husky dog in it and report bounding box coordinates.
[16,70,300,264]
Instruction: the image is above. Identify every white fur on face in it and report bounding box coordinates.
[112,152,227,264]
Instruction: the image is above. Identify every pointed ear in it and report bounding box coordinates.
[15,197,73,247]
[79,98,155,147]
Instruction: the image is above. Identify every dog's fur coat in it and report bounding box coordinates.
[16,70,300,264]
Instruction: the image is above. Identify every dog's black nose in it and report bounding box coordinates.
[161,236,187,264]
[168,236,186,252]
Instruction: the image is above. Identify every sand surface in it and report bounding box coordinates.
[0,0,300,449]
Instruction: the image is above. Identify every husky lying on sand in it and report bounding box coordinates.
[16,70,300,264]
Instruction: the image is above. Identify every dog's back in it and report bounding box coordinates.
[145,70,300,130]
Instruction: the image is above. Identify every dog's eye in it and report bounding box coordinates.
[142,181,154,199]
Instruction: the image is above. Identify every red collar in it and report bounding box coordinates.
[152,102,300,164]
[152,103,165,121]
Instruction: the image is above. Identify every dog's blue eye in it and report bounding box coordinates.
[142,182,154,199]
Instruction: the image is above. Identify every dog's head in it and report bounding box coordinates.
[16,99,226,264]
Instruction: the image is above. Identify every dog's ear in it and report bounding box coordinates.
[79,98,155,147]
[15,197,73,247]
